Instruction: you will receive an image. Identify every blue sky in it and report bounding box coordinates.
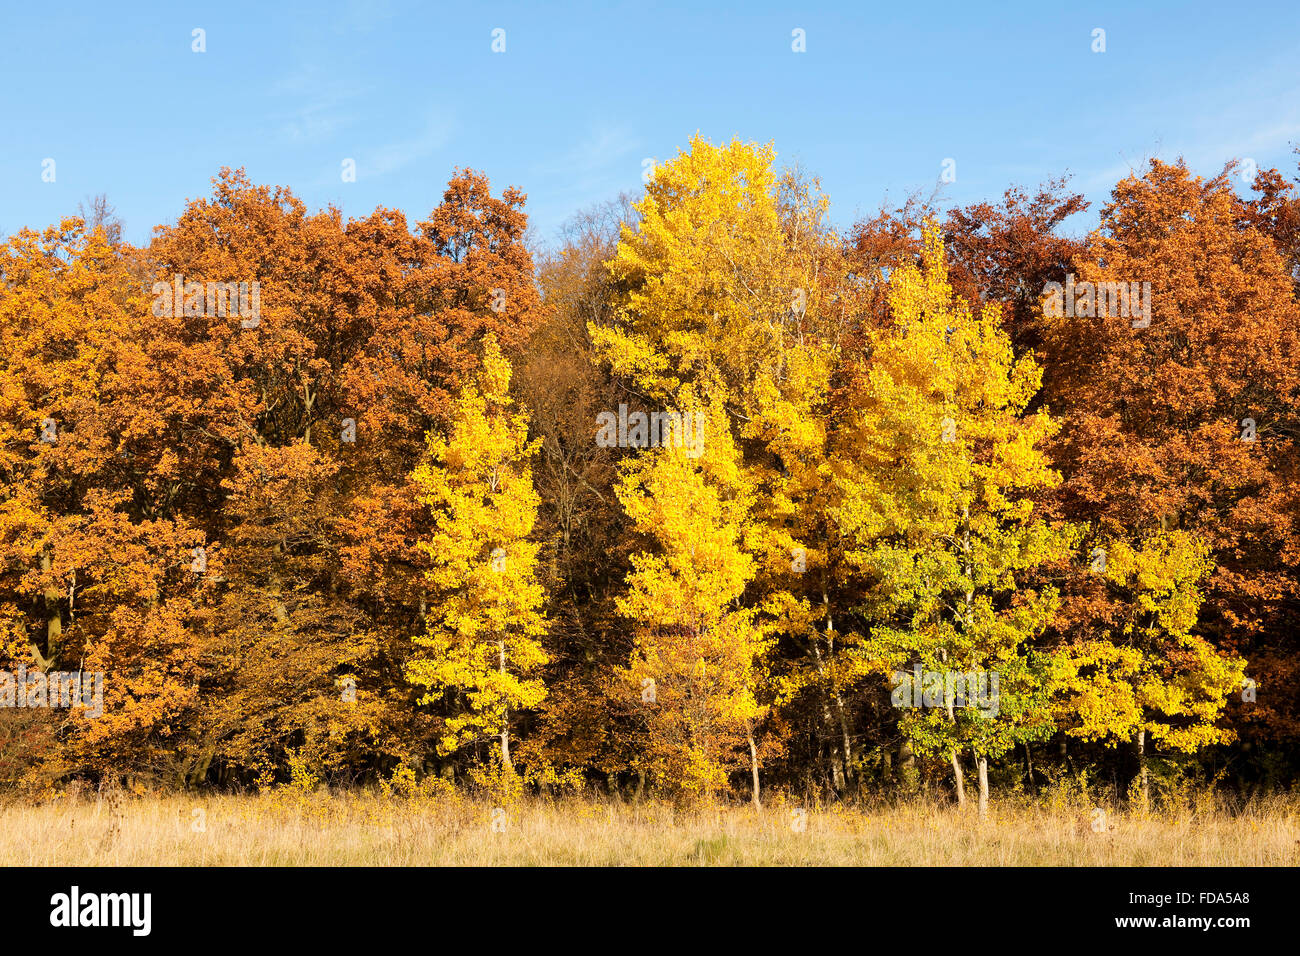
[2,0,1298,249]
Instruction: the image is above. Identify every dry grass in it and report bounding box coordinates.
[1,788,1295,866]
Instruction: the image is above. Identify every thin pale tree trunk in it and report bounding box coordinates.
[822,587,854,788]
[499,639,512,770]
[943,645,964,807]
[950,750,966,807]
[810,635,848,791]
[1134,728,1148,812]
[747,729,761,808]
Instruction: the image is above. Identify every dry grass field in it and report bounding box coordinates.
[2,787,1296,865]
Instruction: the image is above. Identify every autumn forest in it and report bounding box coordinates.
[4,136,1300,814]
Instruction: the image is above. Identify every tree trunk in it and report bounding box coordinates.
[269,544,289,624]
[834,697,853,786]
[187,748,215,788]
[943,647,964,807]
[1134,728,1148,811]
[828,743,845,792]
[897,739,917,791]
[810,634,850,790]
[41,551,61,668]
[821,588,854,788]
[976,754,989,819]
[747,730,761,808]
[950,750,966,807]
[498,639,512,770]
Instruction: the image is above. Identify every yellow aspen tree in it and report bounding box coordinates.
[748,343,871,792]
[593,135,790,410]
[1051,530,1246,808]
[834,222,1074,814]
[406,334,548,774]
[616,396,771,802]
[593,137,856,795]
[745,170,875,793]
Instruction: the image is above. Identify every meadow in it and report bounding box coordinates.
[4,788,1295,866]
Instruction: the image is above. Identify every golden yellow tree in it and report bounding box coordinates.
[834,223,1074,814]
[594,135,791,409]
[1051,531,1246,807]
[406,335,548,773]
[616,398,770,801]
[594,137,856,797]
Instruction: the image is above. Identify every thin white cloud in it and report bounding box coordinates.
[362,113,457,179]
[536,125,642,180]
[267,63,372,146]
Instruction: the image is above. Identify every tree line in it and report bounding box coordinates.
[2,138,1298,808]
